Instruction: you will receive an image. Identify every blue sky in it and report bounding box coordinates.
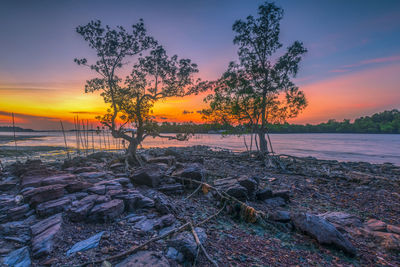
[0,0,400,129]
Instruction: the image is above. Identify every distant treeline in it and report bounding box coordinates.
[0,126,35,132]
[159,109,400,134]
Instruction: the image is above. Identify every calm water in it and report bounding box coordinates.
[0,132,399,165]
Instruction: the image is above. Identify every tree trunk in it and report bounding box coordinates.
[258,130,269,154]
[126,140,142,166]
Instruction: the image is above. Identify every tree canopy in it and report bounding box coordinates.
[202,2,307,154]
[75,20,203,165]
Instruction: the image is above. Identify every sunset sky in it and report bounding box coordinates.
[1,0,400,130]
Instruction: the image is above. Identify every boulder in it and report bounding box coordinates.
[167,227,207,261]
[66,231,105,256]
[88,199,124,222]
[115,250,170,267]
[130,166,162,188]
[2,246,31,267]
[23,184,66,206]
[291,212,356,256]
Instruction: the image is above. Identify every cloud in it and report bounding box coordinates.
[331,54,400,73]
[70,111,102,115]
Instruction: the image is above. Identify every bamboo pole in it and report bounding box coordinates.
[91,124,94,153]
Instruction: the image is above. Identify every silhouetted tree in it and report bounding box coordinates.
[203,2,307,154]
[75,20,201,165]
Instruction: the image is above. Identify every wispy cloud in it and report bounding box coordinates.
[331,55,400,73]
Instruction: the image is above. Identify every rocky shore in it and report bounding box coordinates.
[0,146,399,266]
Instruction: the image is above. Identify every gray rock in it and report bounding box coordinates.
[0,221,31,244]
[130,166,162,188]
[23,184,66,206]
[158,184,184,195]
[114,191,154,212]
[87,185,106,195]
[127,215,146,223]
[31,213,63,257]
[291,212,357,256]
[115,250,170,267]
[36,196,73,217]
[272,190,290,201]
[167,227,207,261]
[66,231,105,256]
[154,194,176,215]
[7,204,31,221]
[264,197,286,207]
[174,163,203,187]
[88,199,124,222]
[134,218,158,232]
[146,156,176,166]
[225,185,248,200]
[256,188,273,200]
[318,211,362,228]
[270,210,291,222]
[40,173,76,186]
[2,246,31,267]
[238,176,258,196]
[166,247,184,263]
[67,195,99,222]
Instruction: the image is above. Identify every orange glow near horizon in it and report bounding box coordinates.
[1,63,400,130]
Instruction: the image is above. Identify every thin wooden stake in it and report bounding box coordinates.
[60,120,70,160]
[11,113,17,159]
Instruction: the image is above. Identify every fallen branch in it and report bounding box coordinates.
[77,201,227,267]
[190,223,219,267]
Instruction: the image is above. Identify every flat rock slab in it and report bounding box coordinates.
[130,166,163,188]
[167,227,207,261]
[88,199,124,222]
[36,196,73,217]
[23,184,66,206]
[2,246,31,267]
[66,231,105,256]
[291,212,356,256]
[31,213,63,258]
[115,250,170,267]
[67,195,106,222]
